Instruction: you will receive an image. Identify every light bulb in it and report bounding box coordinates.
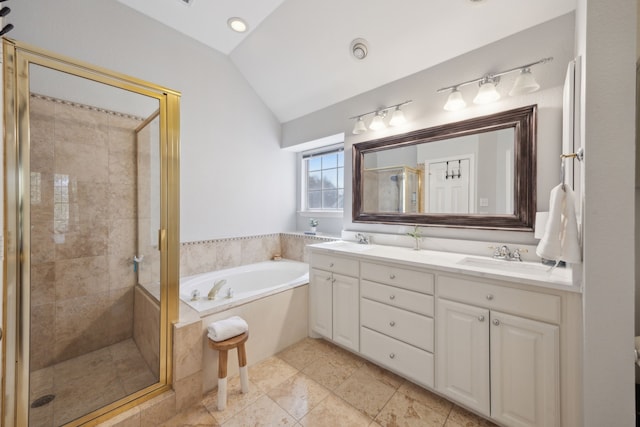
[473,78,500,104]
[369,113,386,131]
[352,117,367,134]
[443,88,466,111]
[227,17,248,33]
[509,68,540,96]
[389,107,406,126]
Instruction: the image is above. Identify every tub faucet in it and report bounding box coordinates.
[208,279,227,300]
[355,233,370,244]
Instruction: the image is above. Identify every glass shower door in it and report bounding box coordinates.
[26,64,162,426]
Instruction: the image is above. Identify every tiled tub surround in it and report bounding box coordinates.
[29,94,146,369]
[179,232,337,277]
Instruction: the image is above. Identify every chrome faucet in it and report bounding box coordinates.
[491,245,528,261]
[207,279,227,300]
[355,233,370,244]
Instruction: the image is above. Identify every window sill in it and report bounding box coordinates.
[298,210,343,219]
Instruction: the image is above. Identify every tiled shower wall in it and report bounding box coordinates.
[29,94,142,370]
[179,233,336,277]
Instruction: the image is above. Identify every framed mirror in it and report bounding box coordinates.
[353,105,536,230]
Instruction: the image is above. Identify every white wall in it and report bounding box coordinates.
[284,13,574,243]
[576,0,637,425]
[10,0,297,242]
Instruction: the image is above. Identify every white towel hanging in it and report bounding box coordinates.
[536,183,581,263]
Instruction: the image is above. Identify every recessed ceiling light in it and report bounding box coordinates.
[227,17,248,33]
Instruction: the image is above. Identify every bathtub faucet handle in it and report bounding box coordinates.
[208,279,227,300]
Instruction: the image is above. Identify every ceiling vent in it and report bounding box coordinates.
[350,38,369,60]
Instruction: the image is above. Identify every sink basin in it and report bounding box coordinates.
[457,257,556,276]
[324,241,373,252]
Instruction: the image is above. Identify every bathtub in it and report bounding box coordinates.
[180,259,309,316]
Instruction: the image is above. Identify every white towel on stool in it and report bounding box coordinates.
[536,183,581,264]
[207,316,248,342]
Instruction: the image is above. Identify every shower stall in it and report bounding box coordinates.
[362,165,422,213]
[3,40,180,426]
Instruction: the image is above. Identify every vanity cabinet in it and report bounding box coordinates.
[437,275,560,427]
[307,244,580,427]
[360,262,435,387]
[309,253,359,352]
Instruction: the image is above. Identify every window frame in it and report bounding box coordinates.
[299,144,344,216]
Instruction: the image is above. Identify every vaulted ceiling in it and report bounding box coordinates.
[117,0,576,122]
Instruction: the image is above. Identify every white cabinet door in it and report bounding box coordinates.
[332,273,360,352]
[436,299,490,416]
[490,311,560,427]
[309,268,333,339]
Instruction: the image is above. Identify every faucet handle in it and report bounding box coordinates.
[511,248,528,261]
[488,245,502,258]
[489,244,512,259]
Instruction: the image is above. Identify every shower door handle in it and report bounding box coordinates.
[158,229,166,251]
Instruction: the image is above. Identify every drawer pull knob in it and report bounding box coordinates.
[486,294,494,301]
[389,353,395,359]
[390,274,396,279]
[493,319,501,326]
[329,262,334,267]
[389,321,396,327]
[478,315,485,322]
[389,295,396,300]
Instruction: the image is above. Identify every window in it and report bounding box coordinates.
[302,147,344,211]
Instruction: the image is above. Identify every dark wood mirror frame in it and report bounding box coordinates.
[352,105,537,230]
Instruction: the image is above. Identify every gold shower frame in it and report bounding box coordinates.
[2,39,181,426]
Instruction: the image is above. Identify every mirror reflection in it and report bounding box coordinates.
[362,128,515,215]
[353,105,537,230]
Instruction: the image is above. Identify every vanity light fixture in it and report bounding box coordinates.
[369,112,387,131]
[389,105,407,126]
[437,57,552,111]
[443,87,466,111]
[227,17,248,33]
[349,100,412,134]
[509,67,540,96]
[352,116,367,134]
[473,76,501,104]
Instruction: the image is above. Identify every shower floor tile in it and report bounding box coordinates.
[30,338,157,426]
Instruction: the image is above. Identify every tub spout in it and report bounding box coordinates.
[208,279,227,300]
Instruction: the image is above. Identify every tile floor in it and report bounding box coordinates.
[30,339,157,426]
[161,337,498,427]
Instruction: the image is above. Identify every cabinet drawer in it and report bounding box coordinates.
[311,253,359,276]
[361,298,433,352]
[361,326,434,388]
[361,280,434,317]
[438,275,561,324]
[361,262,434,294]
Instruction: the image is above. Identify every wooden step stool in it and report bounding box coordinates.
[207,331,249,410]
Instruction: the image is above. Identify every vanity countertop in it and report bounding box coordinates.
[307,240,580,293]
